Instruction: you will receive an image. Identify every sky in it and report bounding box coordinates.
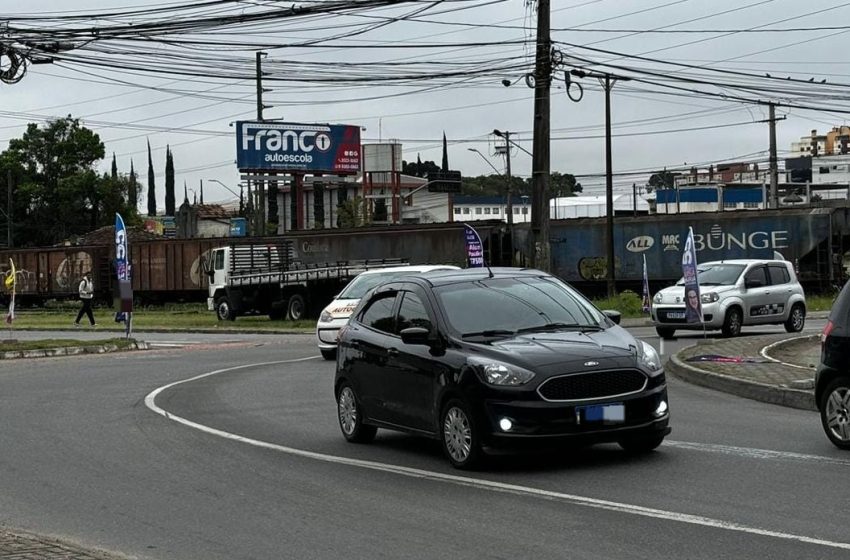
[3,0,850,207]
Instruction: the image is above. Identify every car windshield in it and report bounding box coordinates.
[434,276,606,337]
[338,270,420,299]
[676,264,746,286]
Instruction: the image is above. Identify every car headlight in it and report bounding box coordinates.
[701,292,719,303]
[319,310,332,323]
[468,357,535,386]
[653,292,663,303]
[636,340,662,372]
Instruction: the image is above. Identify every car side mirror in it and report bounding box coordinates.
[400,327,432,345]
[745,279,762,289]
[602,309,621,325]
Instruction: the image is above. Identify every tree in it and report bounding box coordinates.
[128,159,138,210]
[337,196,371,228]
[551,172,581,197]
[2,116,105,245]
[646,169,677,192]
[164,145,175,216]
[402,158,440,178]
[147,139,156,216]
[111,153,118,181]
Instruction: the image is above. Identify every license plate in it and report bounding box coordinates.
[666,311,685,319]
[577,403,625,424]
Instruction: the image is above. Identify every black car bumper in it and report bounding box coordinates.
[477,385,670,449]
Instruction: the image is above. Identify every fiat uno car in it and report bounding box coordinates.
[651,259,806,339]
[316,264,459,360]
[334,268,671,469]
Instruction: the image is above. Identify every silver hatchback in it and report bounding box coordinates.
[651,259,806,339]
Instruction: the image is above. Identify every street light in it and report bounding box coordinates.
[208,179,245,219]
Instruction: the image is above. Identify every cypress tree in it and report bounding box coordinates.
[165,145,175,216]
[111,153,118,180]
[129,159,137,209]
[147,139,156,216]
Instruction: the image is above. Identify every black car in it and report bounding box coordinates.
[816,280,850,449]
[334,268,671,468]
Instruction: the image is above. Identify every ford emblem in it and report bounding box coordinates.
[584,361,599,367]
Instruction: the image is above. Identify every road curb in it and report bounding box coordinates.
[666,351,816,411]
[0,341,149,360]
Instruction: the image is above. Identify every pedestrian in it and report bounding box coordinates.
[74,272,96,327]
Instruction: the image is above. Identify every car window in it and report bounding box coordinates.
[676,264,745,286]
[339,269,450,299]
[768,264,790,285]
[359,293,397,334]
[745,266,768,286]
[435,277,604,335]
[397,292,433,333]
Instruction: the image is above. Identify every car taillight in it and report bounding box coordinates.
[822,320,834,346]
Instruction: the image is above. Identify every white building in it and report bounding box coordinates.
[812,154,850,185]
[452,195,531,223]
[550,194,649,219]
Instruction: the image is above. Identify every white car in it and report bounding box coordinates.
[316,264,460,360]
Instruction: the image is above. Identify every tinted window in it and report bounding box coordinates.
[768,264,790,285]
[745,266,768,286]
[359,294,397,334]
[435,277,604,335]
[340,269,440,299]
[397,292,432,333]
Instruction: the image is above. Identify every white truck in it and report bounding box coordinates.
[206,241,406,321]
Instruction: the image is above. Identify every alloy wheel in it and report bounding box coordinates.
[338,386,358,436]
[825,386,850,443]
[443,406,472,463]
[792,307,805,331]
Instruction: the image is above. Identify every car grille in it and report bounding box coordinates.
[537,369,648,402]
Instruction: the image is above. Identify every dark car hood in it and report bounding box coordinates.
[473,326,639,371]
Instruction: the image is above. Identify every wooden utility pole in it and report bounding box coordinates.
[769,102,779,209]
[530,0,551,271]
[256,51,267,234]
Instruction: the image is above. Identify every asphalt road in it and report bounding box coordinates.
[1,321,846,560]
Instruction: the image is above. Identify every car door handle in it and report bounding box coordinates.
[387,348,399,357]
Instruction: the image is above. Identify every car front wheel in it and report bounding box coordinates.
[820,377,850,450]
[337,383,377,443]
[655,327,675,340]
[784,304,805,333]
[440,399,483,469]
[320,348,337,361]
[721,307,742,337]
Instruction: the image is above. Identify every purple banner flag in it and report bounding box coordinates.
[682,227,702,323]
[463,223,485,268]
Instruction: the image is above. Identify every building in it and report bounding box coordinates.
[175,202,235,238]
[452,195,531,223]
[791,127,850,156]
[550,194,649,218]
[812,154,850,185]
[673,162,788,187]
[656,185,766,213]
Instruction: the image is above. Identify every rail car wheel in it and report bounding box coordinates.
[215,297,236,321]
[287,294,306,321]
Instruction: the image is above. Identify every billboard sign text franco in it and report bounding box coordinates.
[236,121,361,174]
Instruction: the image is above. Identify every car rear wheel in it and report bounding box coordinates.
[618,432,666,454]
[820,377,850,450]
[440,399,483,469]
[337,383,377,443]
[784,304,806,333]
[320,348,337,361]
[721,307,742,337]
[655,327,675,339]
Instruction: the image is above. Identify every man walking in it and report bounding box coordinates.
[74,272,96,327]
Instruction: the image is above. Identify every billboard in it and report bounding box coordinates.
[236,121,361,174]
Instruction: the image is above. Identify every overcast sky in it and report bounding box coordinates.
[3,0,850,207]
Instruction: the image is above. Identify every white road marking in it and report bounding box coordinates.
[144,359,850,552]
[664,440,850,466]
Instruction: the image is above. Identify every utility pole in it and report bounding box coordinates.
[768,102,779,209]
[493,130,514,226]
[256,51,267,235]
[530,0,551,271]
[601,74,622,298]
[6,169,12,248]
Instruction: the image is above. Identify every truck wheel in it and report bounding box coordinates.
[216,297,236,321]
[287,294,306,321]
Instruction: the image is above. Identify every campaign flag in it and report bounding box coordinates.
[641,254,650,314]
[4,258,15,325]
[463,223,485,268]
[681,227,702,324]
[115,213,133,335]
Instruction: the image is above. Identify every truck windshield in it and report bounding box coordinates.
[676,264,745,286]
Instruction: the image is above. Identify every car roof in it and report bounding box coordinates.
[356,264,460,276]
[699,259,788,266]
[401,267,550,287]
